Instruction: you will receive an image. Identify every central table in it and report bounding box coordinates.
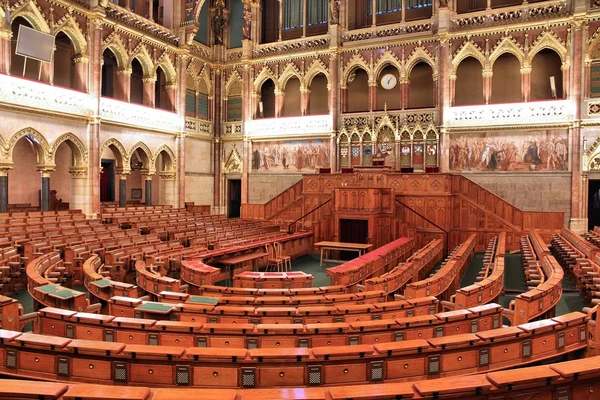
[218,251,268,285]
[314,241,373,266]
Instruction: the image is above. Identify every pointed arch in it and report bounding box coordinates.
[225,70,243,97]
[154,144,177,172]
[452,41,486,74]
[130,44,154,77]
[343,53,371,86]
[304,59,330,88]
[54,14,87,56]
[9,0,51,33]
[6,128,50,165]
[129,142,155,173]
[529,31,567,63]
[373,50,402,80]
[278,63,303,90]
[99,138,129,172]
[405,46,437,77]
[253,66,278,93]
[197,67,213,96]
[155,53,177,84]
[102,33,128,69]
[50,133,88,167]
[489,37,524,67]
[588,28,600,61]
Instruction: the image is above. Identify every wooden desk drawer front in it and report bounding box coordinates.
[75,325,103,341]
[115,330,147,345]
[72,358,112,381]
[41,319,66,337]
[19,351,55,374]
[386,356,426,379]
[258,366,305,386]
[192,366,238,387]
[323,363,367,384]
[130,364,173,385]
[160,333,195,348]
[440,349,478,373]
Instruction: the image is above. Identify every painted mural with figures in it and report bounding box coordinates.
[251,140,331,173]
[449,129,568,172]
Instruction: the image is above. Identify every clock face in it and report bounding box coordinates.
[381,73,397,90]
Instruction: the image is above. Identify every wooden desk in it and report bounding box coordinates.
[314,241,372,266]
[63,385,151,400]
[0,379,68,399]
[219,251,268,284]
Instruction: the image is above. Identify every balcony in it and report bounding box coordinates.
[0,73,93,117]
[444,99,575,129]
[185,117,213,136]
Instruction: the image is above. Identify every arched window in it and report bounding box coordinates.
[491,53,521,103]
[282,77,301,117]
[308,73,329,115]
[376,65,401,111]
[455,57,483,106]
[346,68,369,113]
[155,67,171,110]
[227,80,243,121]
[53,32,76,89]
[408,62,434,108]
[130,58,144,105]
[102,49,119,98]
[259,79,276,118]
[531,49,563,100]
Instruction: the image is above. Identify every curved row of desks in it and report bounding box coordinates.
[2,352,600,399]
[364,239,444,294]
[326,237,415,287]
[0,312,588,388]
[37,303,503,348]
[509,232,563,325]
[404,234,477,300]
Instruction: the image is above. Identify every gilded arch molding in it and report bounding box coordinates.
[99,138,130,172]
[50,133,88,167]
[154,144,177,173]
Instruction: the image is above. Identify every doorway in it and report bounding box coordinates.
[339,219,369,260]
[100,160,115,202]
[228,179,241,218]
[588,179,600,231]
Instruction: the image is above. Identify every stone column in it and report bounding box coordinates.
[483,70,492,104]
[584,61,591,98]
[300,87,310,116]
[117,69,132,102]
[90,19,104,216]
[439,37,451,173]
[0,29,11,75]
[340,85,347,113]
[329,53,339,171]
[275,88,284,117]
[570,20,585,232]
[40,169,52,211]
[69,167,88,212]
[330,133,337,171]
[160,172,177,207]
[400,78,409,109]
[176,132,186,208]
[143,174,153,206]
[368,82,377,112]
[118,173,127,207]
[520,66,531,102]
[73,55,89,93]
[166,83,178,112]
[143,76,156,108]
[176,55,189,208]
[0,167,9,213]
[213,67,223,212]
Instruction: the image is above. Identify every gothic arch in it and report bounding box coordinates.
[253,66,278,93]
[130,44,154,77]
[343,53,371,86]
[50,133,88,167]
[99,138,129,172]
[373,50,402,80]
[528,31,567,64]
[54,14,87,56]
[278,63,303,90]
[489,37,524,67]
[5,128,51,165]
[102,33,129,69]
[9,0,51,33]
[154,144,177,172]
[155,54,177,84]
[129,142,155,174]
[304,59,330,88]
[452,41,486,74]
[197,68,213,96]
[225,70,243,97]
[405,47,437,78]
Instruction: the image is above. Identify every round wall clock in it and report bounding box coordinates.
[381,73,397,90]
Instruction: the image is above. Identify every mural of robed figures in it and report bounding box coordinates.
[251,140,330,173]
[449,130,568,172]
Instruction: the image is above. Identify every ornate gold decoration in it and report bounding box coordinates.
[99,138,130,172]
[129,141,155,174]
[154,144,177,173]
[223,144,242,173]
[50,133,88,166]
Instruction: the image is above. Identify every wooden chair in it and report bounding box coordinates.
[265,243,284,272]
[274,242,291,272]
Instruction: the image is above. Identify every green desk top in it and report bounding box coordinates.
[186,296,219,305]
[49,289,79,300]
[35,284,59,294]
[135,302,174,314]
[90,279,111,288]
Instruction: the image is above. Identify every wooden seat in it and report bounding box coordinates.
[273,242,291,272]
[265,243,284,272]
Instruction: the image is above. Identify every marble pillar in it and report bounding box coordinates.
[40,171,51,212]
[119,175,127,207]
[439,38,451,173]
[144,176,153,206]
[275,88,284,117]
[0,169,8,213]
[143,77,156,108]
[0,30,10,75]
[160,173,177,207]
[520,67,531,102]
[300,87,310,116]
[570,22,584,231]
[90,20,103,217]
[329,53,339,171]
[400,79,409,109]
[177,133,186,208]
[117,69,132,102]
[73,56,89,93]
[483,70,492,104]
[69,168,88,213]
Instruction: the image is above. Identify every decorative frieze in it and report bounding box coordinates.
[245,115,333,138]
[104,5,179,44]
[343,23,432,42]
[452,3,568,31]
[253,38,329,57]
[100,97,181,132]
[185,117,213,136]
[224,122,242,136]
